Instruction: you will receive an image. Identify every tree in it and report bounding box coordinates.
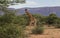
[0,0,28,38]
[0,0,25,12]
[46,13,58,25]
[0,0,26,25]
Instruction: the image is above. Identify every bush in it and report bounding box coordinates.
[0,23,28,38]
[46,13,58,25]
[32,26,44,34]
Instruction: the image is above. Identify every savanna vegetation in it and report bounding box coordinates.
[0,0,60,38]
[0,11,60,38]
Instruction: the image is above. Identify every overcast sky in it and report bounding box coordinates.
[8,0,60,9]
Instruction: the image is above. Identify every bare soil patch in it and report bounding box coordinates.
[29,29,60,38]
[26,26,60,38]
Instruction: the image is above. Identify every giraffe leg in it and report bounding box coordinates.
[29,21,34,26]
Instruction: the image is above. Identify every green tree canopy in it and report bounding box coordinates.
[46,13,58,25]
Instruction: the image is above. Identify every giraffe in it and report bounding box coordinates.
[25,9,37,26]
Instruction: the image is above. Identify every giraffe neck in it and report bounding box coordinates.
[25,11,33,18]
[25,9,36,21]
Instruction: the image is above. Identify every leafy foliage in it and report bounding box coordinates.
[32,26,44,34]
[46,13,58,25]
[0,11,28,38]
[0,23,27,38]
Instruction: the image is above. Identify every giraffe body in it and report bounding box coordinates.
[25,9,37,26]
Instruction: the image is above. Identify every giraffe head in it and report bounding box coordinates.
[25,9,28,11]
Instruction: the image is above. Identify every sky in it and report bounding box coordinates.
[8,0,60,9]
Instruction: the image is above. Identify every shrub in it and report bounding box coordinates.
[32,26,44,34]
[55,24,60,28]
[0,23,28,38]
[45,13,57,25]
